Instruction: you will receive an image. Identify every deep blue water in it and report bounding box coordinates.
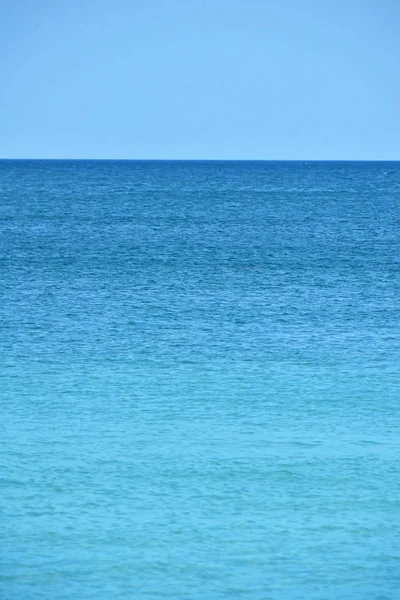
[1,160,400,599]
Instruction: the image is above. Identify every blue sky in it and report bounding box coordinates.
[1,0,399,159]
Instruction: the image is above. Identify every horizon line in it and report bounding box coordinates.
[1,158,400,162]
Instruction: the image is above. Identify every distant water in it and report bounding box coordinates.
[1,160,399,600]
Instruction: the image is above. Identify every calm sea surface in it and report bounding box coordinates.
[1,160,399,599]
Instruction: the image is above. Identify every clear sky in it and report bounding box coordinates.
[1,0,399,159]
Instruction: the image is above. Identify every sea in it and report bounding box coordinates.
[1,160,399,599]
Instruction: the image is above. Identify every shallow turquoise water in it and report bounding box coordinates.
[1,160,399,599]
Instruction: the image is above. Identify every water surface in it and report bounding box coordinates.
[1,160,399,599]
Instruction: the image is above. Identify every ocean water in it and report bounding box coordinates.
[1,160,399,600]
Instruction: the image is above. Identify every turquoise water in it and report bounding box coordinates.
[1,160,399,599]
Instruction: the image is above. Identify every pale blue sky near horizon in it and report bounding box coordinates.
[1,0,399,160]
